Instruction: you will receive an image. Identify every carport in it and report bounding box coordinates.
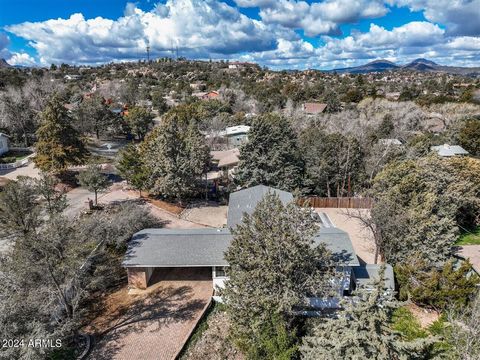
[123,228,232,290]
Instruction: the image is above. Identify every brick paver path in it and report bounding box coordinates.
[89,268,212,360]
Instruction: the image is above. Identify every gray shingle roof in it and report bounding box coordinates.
[123,226,359,268]
[123,228,232,267]
[353,264,395,290]
[314,227,360,266]
[227,185,294,228]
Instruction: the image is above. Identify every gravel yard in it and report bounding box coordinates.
[314,208,376,264]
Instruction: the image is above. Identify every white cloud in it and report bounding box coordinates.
[322,22,444,56]
[237,0,388,36]
[234,0,277,6]
[389,0,480,36]
[6,0,278,65]
[3,0,480,69]
[7,52,37,66]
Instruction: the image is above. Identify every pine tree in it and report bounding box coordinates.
[458,118,480,156]
[235,113,304,192]
[77,164,110,205]
[139,118,210,201]
[223,192,331,353]
[300,269,435,360]
[117,144,149,196]
[34,94,88,173]
[125,106,154,140]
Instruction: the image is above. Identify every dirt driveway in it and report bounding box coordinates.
[87,268,212,360]
[181,203,228,228]
[314,208,376,264]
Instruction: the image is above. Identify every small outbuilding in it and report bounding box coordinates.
[0,133,10,156]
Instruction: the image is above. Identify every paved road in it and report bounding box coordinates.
[0,162,40,180]
[64,187,93,218]
[64,185,138,218]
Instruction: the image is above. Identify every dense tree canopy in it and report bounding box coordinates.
[235,113,304,192]
[124,106,154,140]
[371,156,480,265]
[301,270,434,360]
[74,94,118,138]
[0,177,159,359]
[223,193,331,354]
[301,126,364,196]
[34,94,88,173]
[117,144,149,196]
[458,118,480,156]
[139,113,210,201]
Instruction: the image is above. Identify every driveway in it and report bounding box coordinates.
[314,208,376,264]
[181,203,228,228]
[457,245,480,274]
[88,268,213,360]
[0,162,40,180]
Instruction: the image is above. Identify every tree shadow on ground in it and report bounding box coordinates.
[89,285,208,360]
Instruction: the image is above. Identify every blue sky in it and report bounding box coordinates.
[1,0,479,69]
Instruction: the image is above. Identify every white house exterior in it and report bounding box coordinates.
[224,125,250,148]
[0,133,10,156]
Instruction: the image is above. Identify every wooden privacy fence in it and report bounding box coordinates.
[298,197,373,209]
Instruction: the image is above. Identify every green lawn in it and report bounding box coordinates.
[457,227,480,245]
[0,150,32,163]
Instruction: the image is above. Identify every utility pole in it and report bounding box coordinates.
[146,39,150,62]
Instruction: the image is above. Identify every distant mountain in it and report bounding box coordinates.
[408,58,438,66]
[330,58,480,76]
[402,58,438,72]
[0,58,11,68]
[331,59,399,73]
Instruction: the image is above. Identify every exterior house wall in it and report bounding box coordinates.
[212,266,228,302]
[127,267,153,289]
[227,133,248,148]
[0,135,9,156]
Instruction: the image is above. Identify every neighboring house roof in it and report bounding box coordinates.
[123,228,232,267]
[123,227,360,268]
[0,132,10,138]
[303,102,327,114]
[227,185,294,228]
[211,148,240,168]
[225,125,250,136]
[353,264,395,290]
[431,144,469,157]
[378,138,402,146]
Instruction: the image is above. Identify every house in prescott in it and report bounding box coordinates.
[123,185,394,309]
[302,102,327,115]
[0,133,10,156]
[223,125,250,148]
[431,144,469,157]
[211,148,240,180]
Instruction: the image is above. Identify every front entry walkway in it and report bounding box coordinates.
[88,268,212,360]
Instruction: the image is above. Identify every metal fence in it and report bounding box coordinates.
[298,197,373,209]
